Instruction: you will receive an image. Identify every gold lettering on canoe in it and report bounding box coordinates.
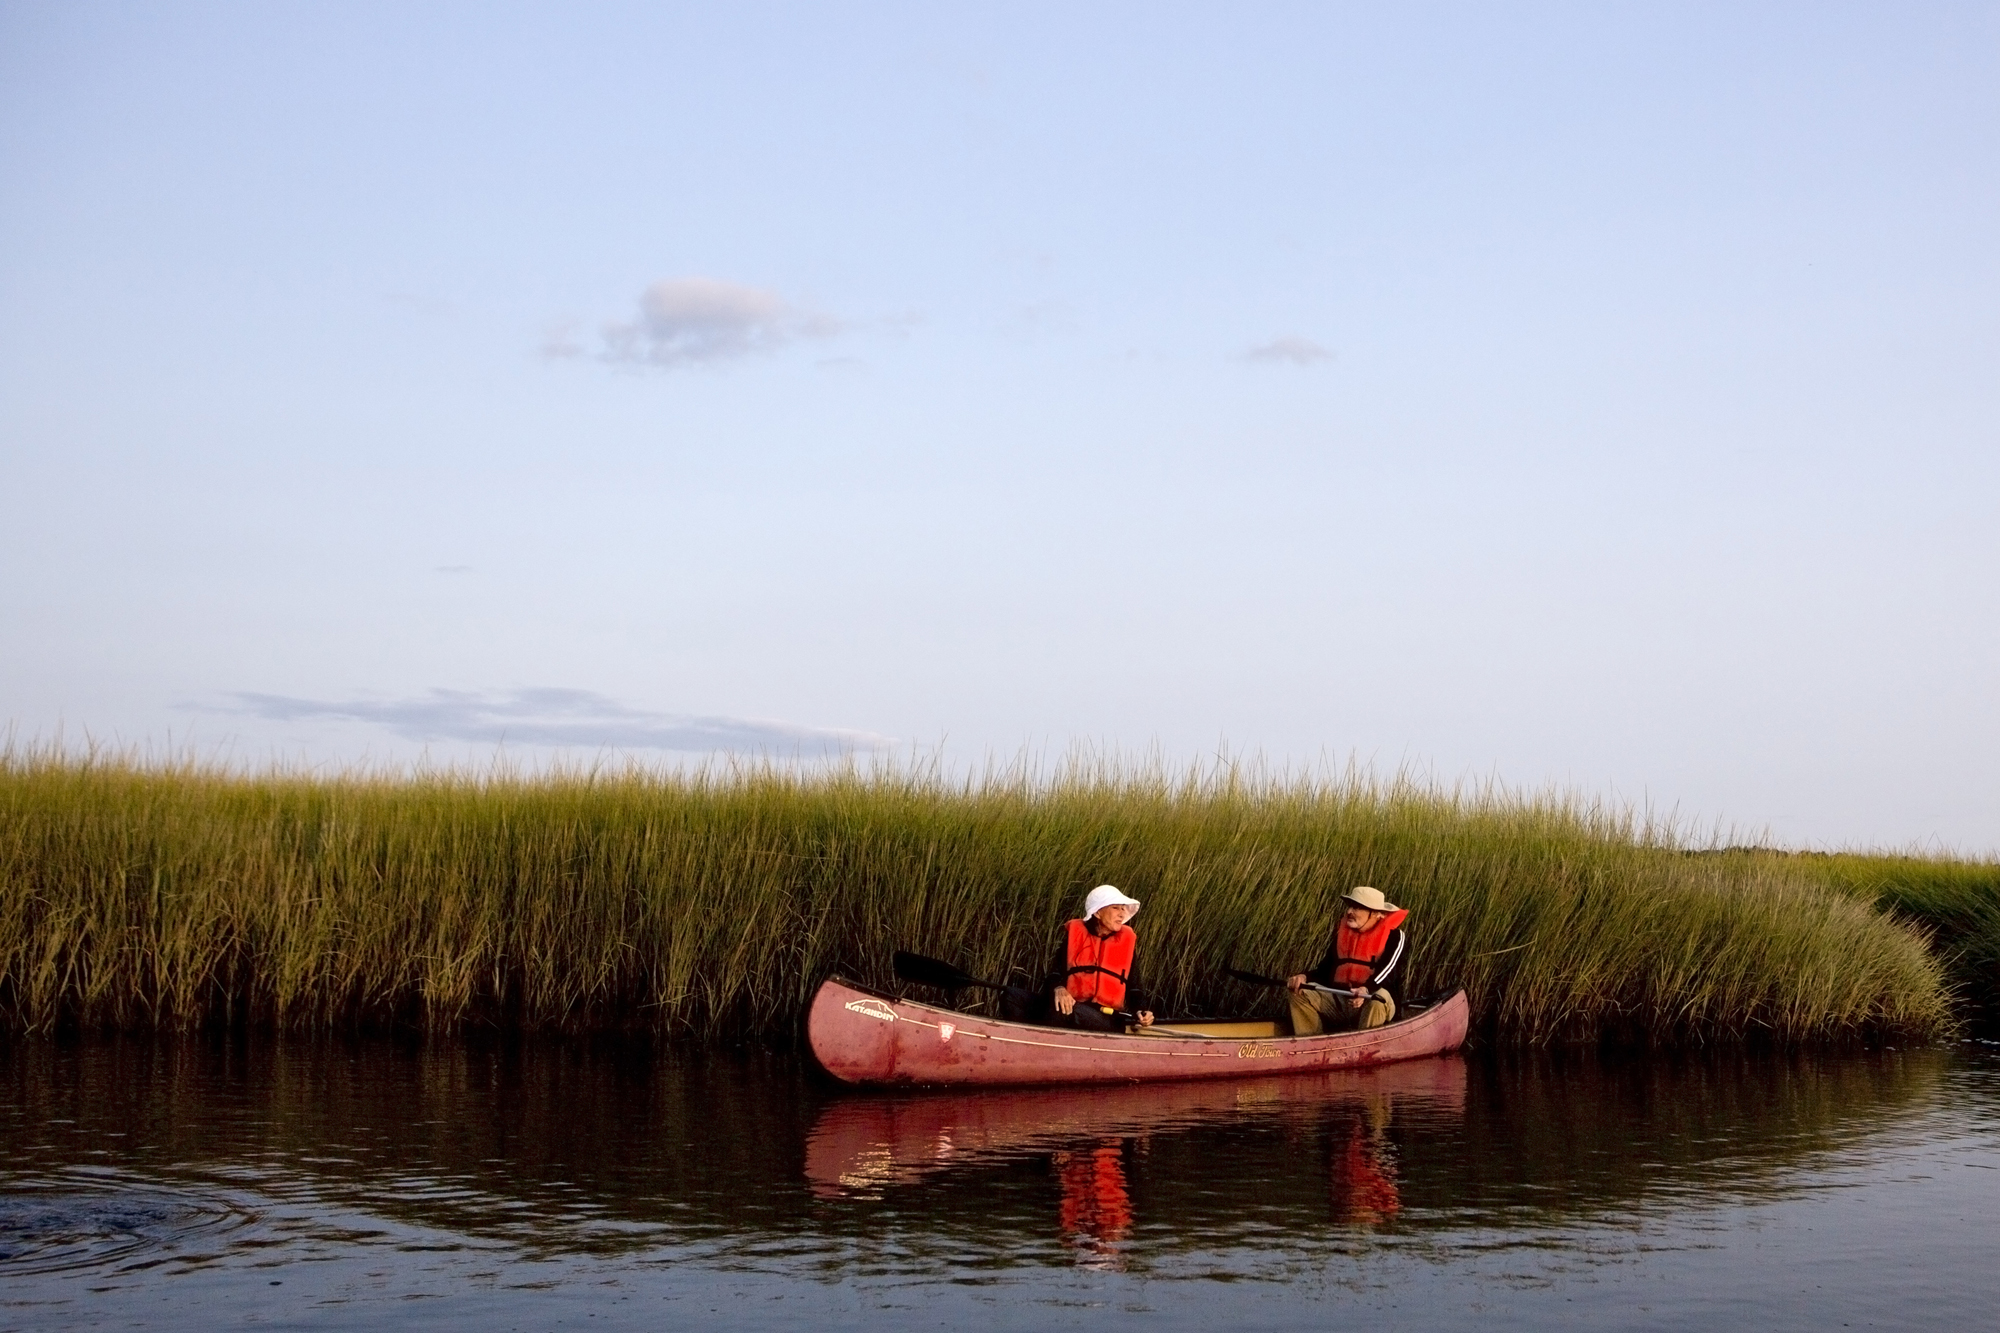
[1235,1041,1281,1059]
[844,998,897,1023]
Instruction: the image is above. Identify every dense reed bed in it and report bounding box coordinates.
[1790,852,2000,1029]
[0,748,1959,1044]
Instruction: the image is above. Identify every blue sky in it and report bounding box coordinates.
[2,2,1995,850]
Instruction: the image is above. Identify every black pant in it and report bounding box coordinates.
[1000,986,1121,1031]
[1061,1003,1121,1032]
[1000,984,1041,1023]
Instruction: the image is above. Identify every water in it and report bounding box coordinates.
[3,1036,1998,1330]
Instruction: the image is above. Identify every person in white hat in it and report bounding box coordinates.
[1036,885,1155,1030]
[1285,886,1409,1035]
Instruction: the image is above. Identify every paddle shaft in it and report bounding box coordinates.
[1226,966,1364,998]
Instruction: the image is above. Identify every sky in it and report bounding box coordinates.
[1,2,1995,851]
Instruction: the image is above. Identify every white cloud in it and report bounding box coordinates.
[539,319,585,360]
[595,277,838,367]
[1244,335,1333,366]
[227,688,892,756]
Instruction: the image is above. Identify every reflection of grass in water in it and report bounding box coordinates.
[0,1038,1952,1260]
[1133,1048,1953,1251]
[1431,1047,1952,1218]
[0,747,1957,1042]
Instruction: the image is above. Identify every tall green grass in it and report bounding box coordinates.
[1711,851,2000,1029]
[0,747,1957,1043]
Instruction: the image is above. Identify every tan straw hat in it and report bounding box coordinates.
[1342,885,1399,913]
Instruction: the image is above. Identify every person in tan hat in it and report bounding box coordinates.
[1285,886,1409,1035]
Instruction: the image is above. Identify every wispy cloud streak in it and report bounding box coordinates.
[550,277,839,368]
[1244,335,1333,366]
[229,688,891,755]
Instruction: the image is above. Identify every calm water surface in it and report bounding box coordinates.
[3,1036,1998,1330]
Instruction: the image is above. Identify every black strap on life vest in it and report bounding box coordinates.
[1326,930,1407,986]
[1335,934,1406,983]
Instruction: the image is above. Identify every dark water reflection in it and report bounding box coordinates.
[3,1036,1998,1329]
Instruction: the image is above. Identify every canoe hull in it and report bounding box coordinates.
[807,976,1470,1087]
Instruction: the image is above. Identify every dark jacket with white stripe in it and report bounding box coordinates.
[1306,928,1408,1008]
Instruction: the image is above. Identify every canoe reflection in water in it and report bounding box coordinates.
[806,1056,1464,1264]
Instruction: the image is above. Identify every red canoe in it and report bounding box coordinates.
[806,975,1470,1087]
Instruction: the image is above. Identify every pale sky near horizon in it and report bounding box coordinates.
[2,3,1995,852]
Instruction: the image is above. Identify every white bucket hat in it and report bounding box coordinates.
[1083,884,1142,921]
[1342,885,1399,913]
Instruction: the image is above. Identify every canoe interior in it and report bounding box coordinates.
[882,993,1455,1042]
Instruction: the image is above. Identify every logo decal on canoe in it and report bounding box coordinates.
[938,1022,955,1042]
[1236,1041,1281,1059]
[844,998,897,1023]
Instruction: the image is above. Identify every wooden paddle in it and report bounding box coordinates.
[893,950,1145,1023]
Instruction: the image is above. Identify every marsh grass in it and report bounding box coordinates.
[0,747,1958,1043]
[1734,851,2000,1029]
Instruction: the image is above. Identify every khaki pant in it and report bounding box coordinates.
[1288,986,1395,1036]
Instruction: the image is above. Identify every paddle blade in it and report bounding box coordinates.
[893,950,984,991]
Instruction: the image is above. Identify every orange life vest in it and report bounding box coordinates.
[1331,907,1410,989]
[1064,918,1138,1009]
[1333,1123,1401,1225]
[1056,1142,1132,1250]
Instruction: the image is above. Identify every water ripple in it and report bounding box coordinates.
[0,1170,257,1279]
